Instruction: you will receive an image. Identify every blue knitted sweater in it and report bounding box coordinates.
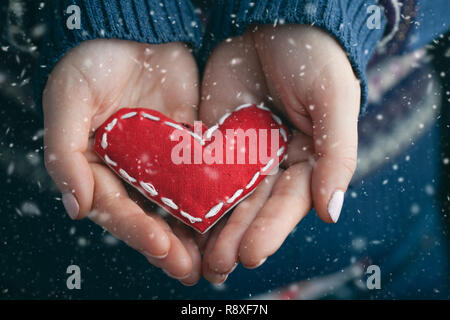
[35,0,450,112]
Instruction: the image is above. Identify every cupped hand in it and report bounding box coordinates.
[43,39,202,285]
[199,25,361,284]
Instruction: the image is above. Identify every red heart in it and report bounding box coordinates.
[94,104,288,233]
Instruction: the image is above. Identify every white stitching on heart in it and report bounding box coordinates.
[277,146,285,157]
[119,168,136,183]
[101,132,108,149]
[161,197,178,210]
[105,118,117,131]
[256,103,270,111]
[204,124,218,140]
[271,114,282,125]
[164,121,185,131]
[246,171,260,189]
[235,103,253,111]
[261,158,274,173]
[140,181,158,196]
[121,112,138,119]
[181,210,203,223]
[101,104,288,226]
[141,112,160,121]
[187,131,205,145]
[105,154,117,167]
[280,128,287,142]
[218,112,231,125]
[227,188,244,204]
[205,202,224,218]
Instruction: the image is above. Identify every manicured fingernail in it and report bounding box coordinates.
[247,257,267,269]
[62,192,79,220]
[229,262,238,273]
[328,190,345,223]
[143,250,168,260]
[216,274,228,285]
[163,269,190,280]
[180,280,198,287]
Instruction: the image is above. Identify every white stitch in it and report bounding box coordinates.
[161,197,178,210]
[234,103,253,111]
[105,118,117,131]
[140,181,158,196]
[187,131,205,145]
[277,146,285,157]
[119,168,136,183]
[226,189,243,204]
[164,121,184,131]
[256,103,270,111]
[141,112,160,121]
[205,124,218,140]
[101,133,108,149]
[246,171,260,189]
[205,202,224,218]
[180,211,202,223]
[121,111,138,119]
[218,112,231,125]
[280,128,288,142]
[104,155,117,167]
[271,114,282,125]
[261,159,274,172]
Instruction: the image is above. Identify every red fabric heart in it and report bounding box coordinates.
[94,104,288,233]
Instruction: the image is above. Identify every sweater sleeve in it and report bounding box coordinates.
[203,0,387,113]
[34,0,202,110]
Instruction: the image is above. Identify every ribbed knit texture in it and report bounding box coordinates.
[203,0,387,113]
[34,0,202,110]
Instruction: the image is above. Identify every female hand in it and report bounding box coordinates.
[199,25,361,283]
[43,39,202,285]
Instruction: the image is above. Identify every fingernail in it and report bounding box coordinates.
[229,262,238,273]
[62,192,79,220]
[143,250,168,260]
[163,269,190,280]
[180,280,198,287]
[215,274,228,285]
[246,257,267,269]
[328,190,345,223]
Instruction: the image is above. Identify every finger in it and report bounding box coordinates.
[204,174,279,277]
[239,163,312,268]
[171,222,202,286]
[193,231,210,254]
[309,66,360,224]
[146,232,193,280]
[43,64,94,220]
[202,219,229,284]
[283,130,314,168]
[88,163,171,260]
[251,24,360,224]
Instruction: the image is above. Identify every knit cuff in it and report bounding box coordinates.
[205,0,387,113]
[34,0,202,111]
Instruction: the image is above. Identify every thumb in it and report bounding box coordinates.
[309,74,360,224]
[43,69,94,220]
